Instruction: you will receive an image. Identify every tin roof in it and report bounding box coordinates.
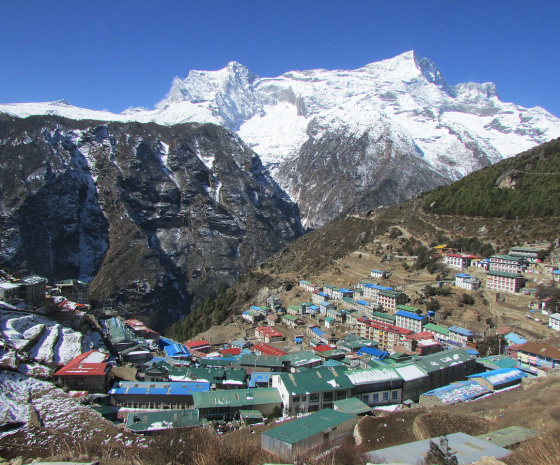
[55,351,110,377]
[262,408,356,444]
[192,387,281,409]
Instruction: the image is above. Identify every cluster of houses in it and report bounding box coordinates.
[0,275,90,308]
[3,242,560,459]
[443,244,558,294]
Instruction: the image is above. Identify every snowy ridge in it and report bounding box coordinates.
[2,51,560,226]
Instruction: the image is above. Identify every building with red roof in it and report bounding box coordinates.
[255,326,284,343]
[220,347,242,356]
[53,350,111,393]
[253,343,287,356]
[357,317,414,351]
[185,340,212,353]
[125,319,160,340]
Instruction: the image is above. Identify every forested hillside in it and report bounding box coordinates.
[422,138,560,218]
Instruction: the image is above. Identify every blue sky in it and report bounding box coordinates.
[1,1,559,116]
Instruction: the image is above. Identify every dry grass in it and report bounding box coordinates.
[504,429,560,465]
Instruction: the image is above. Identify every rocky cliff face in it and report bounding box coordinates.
[0,116,302,330]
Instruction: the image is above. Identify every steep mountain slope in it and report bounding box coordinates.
[0,116,302,329]
[2,52,559,228]
[172,138,560,336]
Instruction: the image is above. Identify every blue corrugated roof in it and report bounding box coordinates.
[449,326,474,336]
[311,327,325,337]
[356,300,369,306]
[468,367,527,386]
[456,273,473,278]
[505,332,527,345]
[423,380,491,403]
[164,342,190,358]
[248,372,273,388]
[363,284,393,291]
[357,347,388,359]
[149,388,168,395]
[396,310,426,320]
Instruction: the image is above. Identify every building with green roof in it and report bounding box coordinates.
[413,349,477,391]
[333,397,373,415]
[424,323,450,342]
[192,387,282,420]
[261,408,357,458]
[272,369,354,414]
[125,409,202,434]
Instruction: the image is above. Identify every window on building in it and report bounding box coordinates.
[75,378,84,386]
[363,395,369,403]
[323,392,333,401]
[336,391,347,400]
[392,390,398,399]
[372,393,379,402]
[309,393,319,403]
[293,396,300,403]
[383,392,389,401]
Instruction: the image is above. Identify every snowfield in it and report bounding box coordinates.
[0,371,146,453]
[0,309,105,370]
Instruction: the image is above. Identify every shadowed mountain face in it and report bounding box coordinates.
[0,116,302,330]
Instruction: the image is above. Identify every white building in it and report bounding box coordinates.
[455,273,481,291]
[549,313,560,331]
[0,282,20,303]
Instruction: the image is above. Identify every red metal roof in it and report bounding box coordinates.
[256,326,283,337]
[359,318,414,336]
[313,344,335,352]
[253,343,287,356]
[54,350,110,377]
[185,339,211,349]
[220,347,241,356]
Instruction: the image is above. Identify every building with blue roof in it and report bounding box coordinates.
[361,283,393,301]
[420,380,491,407]
[357,346,388,359]
[395,310,428,333]
[109,380,211,408]
[448,326,479,347]
[248,371,275,388]
[504,332,527,345]
[468,367,527,391]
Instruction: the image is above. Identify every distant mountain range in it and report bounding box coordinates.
[2,51,560,228]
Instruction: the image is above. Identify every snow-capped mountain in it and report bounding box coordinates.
[2,51,560,227]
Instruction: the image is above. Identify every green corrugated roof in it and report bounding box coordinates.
[192,388,281,409]
[414,349,475,373]
[239,409,264,419]
[283,350,322,366]
[125,409,201,432]
[275,368,353,396]
[378,289,403,297]
[262,408,356,444]
[487,270,526,278]
[282,314,299,322]
[423,323,450,335]
[491,255,525,262]
[396,305,421,313]
[333,397,373,415]
[371,311,396,322]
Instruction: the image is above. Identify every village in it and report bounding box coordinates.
[2,240,560,463]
